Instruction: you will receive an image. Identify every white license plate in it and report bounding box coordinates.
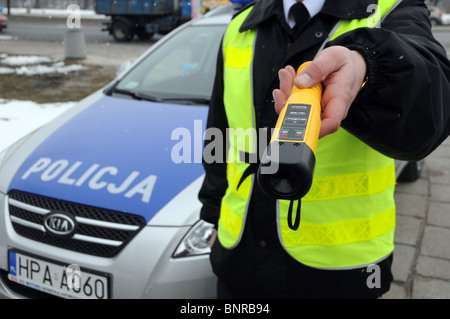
[8,250,110,299]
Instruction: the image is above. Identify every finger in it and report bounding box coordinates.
[273,88,288,114]
[209,230,217,249]
[319,95,349,138]
[279,67,296,96]
[274,66,296,114]
[319,117,342,139]
[285,65,296,78]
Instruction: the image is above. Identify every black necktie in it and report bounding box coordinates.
[289,1,310,34]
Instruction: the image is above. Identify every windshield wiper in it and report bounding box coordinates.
[112,88,162,102]
[111,88,209,105]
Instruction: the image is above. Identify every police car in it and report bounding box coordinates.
[0,4,423,299]
[0,5,237,299]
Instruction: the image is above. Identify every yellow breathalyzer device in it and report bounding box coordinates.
[257,61,322,230]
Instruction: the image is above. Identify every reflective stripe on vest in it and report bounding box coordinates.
[218,6,256,248]
[219,0,401,268]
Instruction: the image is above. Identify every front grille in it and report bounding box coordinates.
[8,190,146,257]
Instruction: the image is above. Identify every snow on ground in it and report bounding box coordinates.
[0,99,75,151]
[2,62,88,76]
[0,53,83,151]
[0,35,18,41]
[1,55,54,66]
[0,54,88,75]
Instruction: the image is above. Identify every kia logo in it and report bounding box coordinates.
[43,212,77,237]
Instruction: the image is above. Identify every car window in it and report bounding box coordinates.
[116,25,226,102]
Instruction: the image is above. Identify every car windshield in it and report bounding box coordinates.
[114,24,226,104]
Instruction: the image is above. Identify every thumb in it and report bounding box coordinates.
[294,61,327,89]
[295,47,353,89]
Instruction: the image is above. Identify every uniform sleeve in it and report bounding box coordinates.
[328,0,450,161]
[198,43,228,228]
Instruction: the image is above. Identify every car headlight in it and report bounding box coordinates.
[173,220,215,258]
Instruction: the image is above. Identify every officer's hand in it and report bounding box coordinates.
[209,230,217,248]
[273,46,367,138]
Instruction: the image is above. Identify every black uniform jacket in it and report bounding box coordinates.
[199,0,450,298]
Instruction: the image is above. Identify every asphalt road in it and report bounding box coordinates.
[432,25,450,49]
[2,15,161,45]
[6,20,110,43]
[0,16,160,68]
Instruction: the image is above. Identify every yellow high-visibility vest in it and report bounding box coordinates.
[219,0,401,269]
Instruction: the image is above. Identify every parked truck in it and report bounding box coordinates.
[95,0,192,41]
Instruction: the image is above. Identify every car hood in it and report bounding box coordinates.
[5,95,207,225]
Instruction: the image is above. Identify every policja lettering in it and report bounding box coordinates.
[180,303,214,317]
[21,157,157,203]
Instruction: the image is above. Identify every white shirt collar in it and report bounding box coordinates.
[283,0,326,28]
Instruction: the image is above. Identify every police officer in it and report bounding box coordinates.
[199,0,450,298]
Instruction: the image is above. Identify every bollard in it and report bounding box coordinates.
[64,28,87,60]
